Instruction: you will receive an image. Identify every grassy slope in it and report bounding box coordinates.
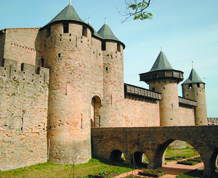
[0,158,133,178]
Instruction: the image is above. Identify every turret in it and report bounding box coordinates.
[182,68,207,125]
[39,3,94,165]
[140,51,183,126]
[97,20,125,127]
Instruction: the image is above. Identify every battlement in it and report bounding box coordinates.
[0,58,49,84]
[124,83,162,100]
[179,96,197,107]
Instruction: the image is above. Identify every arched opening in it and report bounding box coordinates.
[131,152,148,168]
[109,150,124,162]
[210,148,218,173]
[154,139,201,168]
[91,96,102,128]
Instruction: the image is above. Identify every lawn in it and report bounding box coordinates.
[0,158,133,178]
[165,143,199,161]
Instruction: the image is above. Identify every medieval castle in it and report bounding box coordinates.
[0,3,207,171]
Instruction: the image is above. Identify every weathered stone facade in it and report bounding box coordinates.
[0,2,209,173]
[92,126,218,176]
[0,58,49,171]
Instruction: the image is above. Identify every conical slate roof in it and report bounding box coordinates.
[183,68,204,84]
[42,4,85,29]
[88,22,103,39]
[150,51,173,71]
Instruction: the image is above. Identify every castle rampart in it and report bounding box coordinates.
[0,58,49,171]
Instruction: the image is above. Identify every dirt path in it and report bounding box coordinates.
[114,161,204,178]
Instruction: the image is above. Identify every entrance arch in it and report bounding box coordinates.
[91,96,102,128]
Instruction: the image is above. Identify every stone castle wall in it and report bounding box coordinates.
[123,96,160,127]
[0,58,49,171]
[179,105,195,126]
[2,28,40,70]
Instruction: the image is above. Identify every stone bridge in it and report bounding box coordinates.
[91,126,218,176]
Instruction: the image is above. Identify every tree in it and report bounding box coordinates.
[121,0,153,22]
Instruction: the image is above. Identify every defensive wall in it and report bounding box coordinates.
[92,126,218,176]
[0,58,49,171]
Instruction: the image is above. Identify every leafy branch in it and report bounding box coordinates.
[120,0,153,22]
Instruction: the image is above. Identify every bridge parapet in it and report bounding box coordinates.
[91,126,218,176]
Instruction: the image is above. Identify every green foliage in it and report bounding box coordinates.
[11,93,16,96]
[127,0,153,21]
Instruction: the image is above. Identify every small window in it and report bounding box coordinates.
[46,27,51,38]
[189,84,192,89]
[58,53,61,57]
[41,57,44,67]
[82,26,87,37]
[152,87,155,91]
[197,83,200,88]
[106,67,108,71]
[117,43,121,52]
[102,41,106,51]
[63,23,69,33]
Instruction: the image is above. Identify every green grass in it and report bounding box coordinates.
[0,158,134,178]
[165,143,199,161]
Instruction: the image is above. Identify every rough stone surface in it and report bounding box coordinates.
[92,126,218,176]
[0,58,49,171]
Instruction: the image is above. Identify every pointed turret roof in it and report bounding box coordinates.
[139,51,184,83]
[88,22,103,39]
[98,24,120,41]
[97,22,125,48]
[150,51,173,71]
[183,68,204,84]
[42,4,87,29]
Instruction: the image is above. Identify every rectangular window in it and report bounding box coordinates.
[46,27,51,38]
[82,26,87,37]
[41,57,44,67]
[102,41,106,51]
[63,23,69,33]
[117,43,121,52]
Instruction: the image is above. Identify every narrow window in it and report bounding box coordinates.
[152,87,155,91]
[117,43,121,52]
[106,67,108,71]
[99,116,101,127]
[63,23,69,33]
[81,114,83,129]
[41,57,44,67]
[46,27,51,38]
[82,26,87,37]
[102,41,106,51]
[58,53,61,57]
[21,63,24,71]
[189,84,192,89]
[197,83,200,88]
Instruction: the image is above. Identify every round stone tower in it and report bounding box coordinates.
[139,51,183,126]
[97,20,125,127]
[39,3,95,164]
[182,68,207,125]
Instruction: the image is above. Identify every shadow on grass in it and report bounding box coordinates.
[93,156,148,170]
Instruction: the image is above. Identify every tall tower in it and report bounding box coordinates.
[140,51,183,126]
[182,68,207,125]
[97,21,125,127]
[39,3,95,164]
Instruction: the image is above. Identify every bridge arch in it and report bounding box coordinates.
[109,150,124,162]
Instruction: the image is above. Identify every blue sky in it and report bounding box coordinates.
[0,0,217,117]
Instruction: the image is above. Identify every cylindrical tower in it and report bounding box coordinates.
[182,68,207,125]
[140,51,183,126]
[39,4,94,164]
[97,22,125,127]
